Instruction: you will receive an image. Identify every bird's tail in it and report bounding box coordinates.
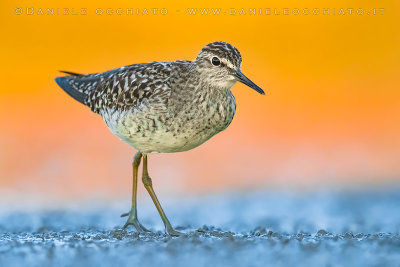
[55,71,87,105]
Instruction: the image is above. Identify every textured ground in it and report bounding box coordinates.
[1,189,400,267]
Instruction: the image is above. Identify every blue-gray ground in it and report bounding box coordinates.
[1,189,400,267]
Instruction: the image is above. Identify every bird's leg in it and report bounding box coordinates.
[121,152,150,233]
[142,155,181,236]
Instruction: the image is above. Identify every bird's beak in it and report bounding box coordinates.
[234,70,265,95]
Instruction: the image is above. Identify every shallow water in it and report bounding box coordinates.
[1,190,400,267]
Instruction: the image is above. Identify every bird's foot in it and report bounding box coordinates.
[165,226,182,236]
[121,209,150,233]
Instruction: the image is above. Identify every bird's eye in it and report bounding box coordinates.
[211,57,221,66]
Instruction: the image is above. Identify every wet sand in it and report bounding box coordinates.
[1,190,400,266]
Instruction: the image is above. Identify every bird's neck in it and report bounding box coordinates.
[189,65,235,97]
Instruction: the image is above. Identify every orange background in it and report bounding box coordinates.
[0,0,399,202]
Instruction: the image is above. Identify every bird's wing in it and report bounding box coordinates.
[56,62,175,113]
[55,66,135,105]
[86,62,175,113]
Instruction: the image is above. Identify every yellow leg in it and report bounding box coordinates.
[121,152,149,233]
[142,155,181,236]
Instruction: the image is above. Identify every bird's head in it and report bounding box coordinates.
[194,42,264,95]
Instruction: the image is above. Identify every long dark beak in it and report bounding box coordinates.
[234,70,265,95]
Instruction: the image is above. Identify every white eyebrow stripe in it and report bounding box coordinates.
[221,58,235,69]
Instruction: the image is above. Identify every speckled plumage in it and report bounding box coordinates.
[55,42,262,154]
[55,42,264,235]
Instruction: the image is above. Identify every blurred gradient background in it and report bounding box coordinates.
[0,0,399,206]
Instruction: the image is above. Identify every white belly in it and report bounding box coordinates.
[121,128,216,153]
[100,91,236,153]
[100,108,226,153]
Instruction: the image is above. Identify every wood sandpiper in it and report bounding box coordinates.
[55,42,264,236]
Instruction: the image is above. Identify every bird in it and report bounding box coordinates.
[55,41,264,236]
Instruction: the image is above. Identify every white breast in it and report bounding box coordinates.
[99,90,236,154]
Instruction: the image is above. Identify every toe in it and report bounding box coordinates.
[166,228,182,236]
[138,223,151,233]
